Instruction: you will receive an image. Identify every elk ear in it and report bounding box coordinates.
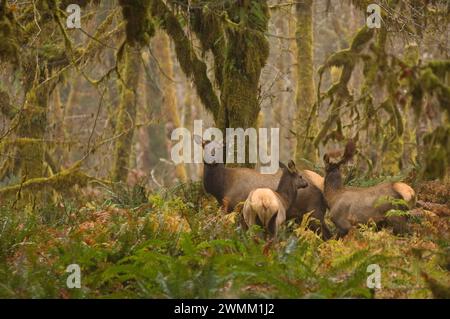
[279,161,287,170]
[287,160,297,173]
[323,154,330,165]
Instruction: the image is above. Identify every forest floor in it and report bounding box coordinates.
[0,178,449,298]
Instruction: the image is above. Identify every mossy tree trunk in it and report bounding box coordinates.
[143,48,169,182]
[294,0,317,165]
[183,80,193,180]
[151,0,270,149]
[218,1,270,166]
[156,32,187,183]
[16,76,49,179]
[111,43,141,182]
[219,1,270,131]
[62,76,81,165]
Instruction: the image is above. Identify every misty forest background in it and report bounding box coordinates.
[0,0,449,298]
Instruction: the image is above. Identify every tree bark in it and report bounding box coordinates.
[294,0,317,165]
[111,43,141,182]
[157,32,187,183]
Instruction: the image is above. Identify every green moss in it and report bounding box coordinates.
[350,26,375,52]
[119,0,155,46]
[423,125,450,180]
[0,2,20,63]
[427,60,450,79]
[149,0,221,120]
[0,164,91,198]
[190,5,225,86]
[111,43,141,182]
[420,68,450,113]
[294,0,316,164]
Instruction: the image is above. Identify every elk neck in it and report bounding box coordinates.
[276,170,298,210]
[324,168,344,204]
[203,163,226,201]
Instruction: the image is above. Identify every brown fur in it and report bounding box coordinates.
[303,170,324,192]
[243,188,287,235]
[324,141,416,238]
[196,138,331,240]
[202,164,331,239]
[242,161,307,236]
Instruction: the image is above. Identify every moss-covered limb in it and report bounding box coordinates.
[426,60,450,79]
[313,101,341,147]
[0,138,76,150]
[189,5,226,87]
[314,27,374,147]
[420,68,450,113]
[294,0,316,164]
[15,76,50,179]
[0,1,21,64]
[118,0,154,46]
[0,164,93,198]
[149,0,221,121]
[111,43,141,182]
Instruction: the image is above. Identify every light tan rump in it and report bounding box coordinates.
[302,170,324,192]
[393,182,416,207]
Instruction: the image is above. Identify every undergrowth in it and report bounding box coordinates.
[0,180,448,298]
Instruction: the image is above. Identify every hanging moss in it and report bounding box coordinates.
[422,125,450,180]
[119,0,154,46]
[350,26,375,52]
[0,1,20,64]
[426,60,450,79]
[150,0,221,121]
[420,68,450,113]
[190,6,225,87]
[314,27,375,147]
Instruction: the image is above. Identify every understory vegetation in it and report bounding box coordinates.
[0,177,448,299]
[0,0,449,300]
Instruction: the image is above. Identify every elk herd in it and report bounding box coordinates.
[194,136,416,240]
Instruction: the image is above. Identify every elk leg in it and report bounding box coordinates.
[221,197,230,213]
[311,209,332,240]
[387,215,410,235]
[332,216,351,239]
[240,212,248,231]
[321,221,332,240]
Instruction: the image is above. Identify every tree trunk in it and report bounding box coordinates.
[157,32,187,183]
[219,1,270,166]
[111,43,141,182]
[294,0,317,165]
[16,83,48,179]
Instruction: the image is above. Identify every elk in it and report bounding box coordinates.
[323,141,416,238]
[194,136,332,240]
[242,160,307,236]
